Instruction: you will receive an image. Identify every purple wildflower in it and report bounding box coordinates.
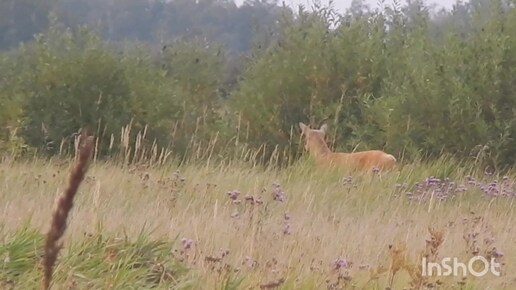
[181,238,193,250]
[334,257,352,270]
[227,190,240,200]
[272,183,286,202]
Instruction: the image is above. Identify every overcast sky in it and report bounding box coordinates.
[235,0,455,12]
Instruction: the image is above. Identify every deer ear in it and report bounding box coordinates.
[299,122,308,134]
[320,124,328,134]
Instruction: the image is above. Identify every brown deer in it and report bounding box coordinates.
[299,122,396,172]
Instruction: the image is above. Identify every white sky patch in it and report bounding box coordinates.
[234,0,455,12]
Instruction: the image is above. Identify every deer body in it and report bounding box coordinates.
[299,122,396,172]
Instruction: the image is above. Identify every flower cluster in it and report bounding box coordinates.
[402,174,516,201]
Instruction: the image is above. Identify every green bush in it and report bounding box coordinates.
[231,0,516,168]
[19,26,134,154]
[3,21,229,159]
[0,0,515,168]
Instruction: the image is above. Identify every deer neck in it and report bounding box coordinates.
[308,138,332,158]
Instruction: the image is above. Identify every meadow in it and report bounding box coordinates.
[1,144,515,290]
[1,0,516,289]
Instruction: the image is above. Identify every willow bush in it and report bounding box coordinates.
[231,0,516,169]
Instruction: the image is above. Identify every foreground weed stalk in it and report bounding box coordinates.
[41,132,94,290]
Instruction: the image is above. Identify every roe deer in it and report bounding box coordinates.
[299,122,396,172]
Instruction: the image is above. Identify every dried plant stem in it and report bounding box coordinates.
[41,133,94,290]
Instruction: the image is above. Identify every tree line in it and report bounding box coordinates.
[0,0,515,169]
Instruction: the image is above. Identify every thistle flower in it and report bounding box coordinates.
[272,183,286,202]
[227,190,240,200]
[181,238,193,250]
[334,257,352,270]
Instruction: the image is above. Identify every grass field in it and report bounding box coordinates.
[0,154,515,289]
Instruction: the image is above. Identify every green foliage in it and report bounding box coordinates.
[231,5,397,159]
[2,21,230,159]
[231,0,516,168]
[159,39,229,155]
[376,0,516,168]
[0,53,26,153]
[0,0,516,168]
[19,25,135,154]
[0,225,43,282]
[0,225,194,289]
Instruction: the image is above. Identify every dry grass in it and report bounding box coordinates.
[0,155,515,289]
[41,133,94,290]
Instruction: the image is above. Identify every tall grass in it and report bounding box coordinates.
[41,132,94,290]
[0,139,515,289]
